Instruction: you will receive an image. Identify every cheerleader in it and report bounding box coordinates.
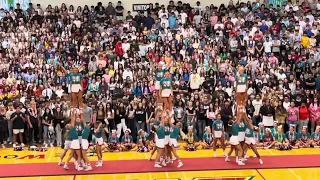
[137,129,150,152]
[121,129,136,151]
[298,126,311,148]
[107,130,120,151]
[262,128,276,149]
[183,126,200,151]
[311,126,320,148]
[81,123,92,171]
[270,121,278,137]
[154,64,166,103]
[94,121,103,167]
[202,126,213,149]
[235,66,248,107]
[236,107,246,160]
[62,65,83,109]
[58,124,72,166]
[285,124,299,149]
[212,114,226,157]
[243,116,263,164]
[163,111,172,164]
[160,71,173,111]
[257,123,265,145]
[274,126,289,149]
[221,133,230,148]
[168,121,183,168]
[149,110,162,161]
[154,111,168,168]
[64,109,83,171]
[225,112,245,166]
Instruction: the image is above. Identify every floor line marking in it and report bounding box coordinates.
[288,168,302,180]
[266,149,275,155]
[255,169,266,180]
[182,172,188,180]
[165,172,169,179]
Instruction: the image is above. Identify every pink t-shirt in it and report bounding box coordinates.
[309,104,320,121]
[287,107,299,121]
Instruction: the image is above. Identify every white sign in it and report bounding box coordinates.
[132,4,150,11]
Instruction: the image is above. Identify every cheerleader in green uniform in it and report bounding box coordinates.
[271,121,278,137]
[154,64,166,103]
[81,124,92,171]
[107,130,120,151]
[212,114,226,157]
[225,112,245,166]
[243,114,263,164]
[311,126,320,148]
[154,111,167,168]
[160,71,173,111]
[274,125,289,149]
[149,109,162,161]
[298,126,311,148]
[137,129,150,152]
[202,126,213,149]
[183,126,200,151]
[285,124,299,149]
[168,121,183,168]
[64,109,84,171]
[94,121,103,167]
[121,129,136,151]
[236,66,248,107]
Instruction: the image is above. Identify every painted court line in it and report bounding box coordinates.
[288,168,302,180]
[255,169,266,180]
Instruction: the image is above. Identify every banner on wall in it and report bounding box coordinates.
[0,0,30,10]
[132,4,150,11]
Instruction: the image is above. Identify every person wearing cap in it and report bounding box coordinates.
[285,124,300,149]
[311,126,320,148]
[106,129,120,152]
[298,126,311,148]
[121,129,136,151]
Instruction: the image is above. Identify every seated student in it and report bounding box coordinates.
[121,129,136,151]
[183,126,199,151]
[202,126,213,149]
[285,124,299,149]
[106,130,120,151]
[274,126,290,149]
[257,122,265,145]
[270,121,278,137]
[311,126,320,148]
[137,129,150,152]
[261,128,275,149]
[298,126,311,148]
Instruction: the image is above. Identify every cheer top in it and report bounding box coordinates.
[160,77,173,90]
[311,132,320,141]
[271,128,278,137]
[231,123,240,136]
[203,132,213,144]
[108,136,119,143]
[95,128,103,138]
[75,121,84,136]
[285,132,299,142]
[238,119,246,132]
[82,126,90,140]
[169,126,180,139]
[275,133,286,143]
[299,132,310,142]
[70,73,82,84]
[258,128,266,141]
[156,126,165,139]
[164,124,171,136]
[121,135,133,143]
[137,134,148,142]
[69,127,78,140]
[245,125,254,138]
[65,130,73,141]
[155,69,165,81]
[212,120,224,131]
[236,73,248,85]
[186,133,198,144]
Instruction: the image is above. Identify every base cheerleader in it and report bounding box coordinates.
[212,114,226,157]
[80,123,92,171]
[154,111,168,168]
[243,114,263,164]
[225,112,245,166]
[298,126,311,148]
[168,121,183,168]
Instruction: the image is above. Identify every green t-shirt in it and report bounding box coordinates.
[212,120,224,131]
[311,132,320,141]
[231,123,240,136]
[69,127,78,140]
[70,73,82,84]
[156,126,165,139]
[160,77,172,90]
[75,121,84,136]
[245,125,254,138]
[285,132,299,141]
[237,74,248,85]
[95,128,103,138]
[155,69,165,81]
[238,119,246,132]
[121,135,133,143]
[82,126,90,139]
[164,124,171,136]
[169,127,180,139]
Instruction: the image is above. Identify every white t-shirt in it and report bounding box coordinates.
[263,41,273,53]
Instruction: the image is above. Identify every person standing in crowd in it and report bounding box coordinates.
[26,102,40,145]
[10,105,26,147]
[0,105,6,148]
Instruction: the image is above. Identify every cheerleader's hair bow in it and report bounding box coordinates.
[188,126,193,130]
[138,129,143,134]
[278,125,283,129]
[125,129,131,133]
[266,128,271,132]
[111,129,117,133]
[316,126,320,130]
[303,126,308,129]
[290,124,296,127]
[204,126,210,131]
[273,121,278,125]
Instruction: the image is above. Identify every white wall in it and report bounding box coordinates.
[30,0,236,15]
